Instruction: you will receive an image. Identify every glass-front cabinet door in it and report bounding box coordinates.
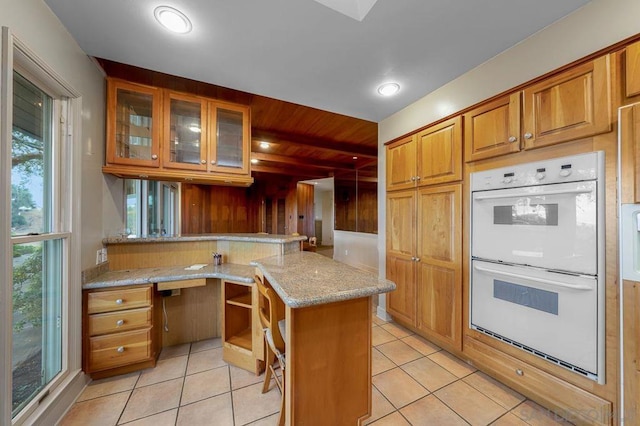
[163,92,208,171]
[106,79,162,167]
[209,102,250,175]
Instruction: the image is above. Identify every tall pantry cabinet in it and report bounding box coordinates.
[385,117,463,350]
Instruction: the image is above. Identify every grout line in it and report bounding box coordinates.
[228,365,237,425]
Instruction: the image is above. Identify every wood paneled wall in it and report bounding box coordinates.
[335,179,378,234]
[296,183,315,237]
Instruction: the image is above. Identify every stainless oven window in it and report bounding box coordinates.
[493,203,559,226]
[493,279,558,315]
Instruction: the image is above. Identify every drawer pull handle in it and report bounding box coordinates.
[115,299,124,305]
[515,369,524,376]
[116,346,125,353]
[116,319,124,327]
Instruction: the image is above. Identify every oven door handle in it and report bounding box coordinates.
[473,264,593,291]
[473,188,592,200]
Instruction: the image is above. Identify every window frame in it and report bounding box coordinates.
[1,27,82,426]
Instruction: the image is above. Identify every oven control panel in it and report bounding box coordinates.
[471,151,603,192]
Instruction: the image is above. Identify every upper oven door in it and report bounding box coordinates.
[472,180,597,274]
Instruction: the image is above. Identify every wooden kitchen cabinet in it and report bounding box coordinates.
[386,116,462,191]
[522,55,611,150]
[623,281,640,423]
[222,280,263,374]
[386,135,417,192]
[416,116,462,185]
[106,79,162,168]
[83,285,161,378]
[619,102,640,204]
[385,190,417,324]
[464,92,521,162]
[103,78,253,186]
[416,184,462,350]
[626,40,640,100]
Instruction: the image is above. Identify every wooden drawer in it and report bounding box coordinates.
[89,329,151,372]
[465,337,611,425]
[88,307,152,336]
[87,286,152,314]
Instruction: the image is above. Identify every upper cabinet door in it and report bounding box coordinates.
[464,93,521,162]
[386,135,417,192]
[522,55,611,150]
[163,92,208,171]
[417,116,462,185]
[209,102,250,175]
[626,40,640,100]
[106,79,162,168]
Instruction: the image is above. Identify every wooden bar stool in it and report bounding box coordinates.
[255,275,286,426]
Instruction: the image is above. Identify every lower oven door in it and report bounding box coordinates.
[471,260,598,376]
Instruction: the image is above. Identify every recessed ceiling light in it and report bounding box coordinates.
[377,82,400,97]
[251,158,259,164]
[352,156,358,160]
[259,142,270,149]
[154,6,192,34]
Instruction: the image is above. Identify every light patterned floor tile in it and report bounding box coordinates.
[372,347,396,376]
[400,334,441,356]
[230,364,266,390]
[119,409,178,425]
[232,381,281,425]
[428,350,476,378]
[120,378,182,424]
[491,412,531,426]
[400,394,468,426]
[77,372,139,402]
[464,371,525,410]
[435,380,507,425]
[363,386,396,425]
[376,340,422,366]
[368,411,411,425]
[190,337,222,353]
[372,326,397,346]
[372,367,429,409]
[186,347,226,375]
[379,322,413,339]
[136,355,187,388]
[181,365,231,405]
[246,412,280,425]
[176,393,234,426]
[158,343,191,360]
[372,315,389,326]
[401,356,457,392]
[60,391,130,426]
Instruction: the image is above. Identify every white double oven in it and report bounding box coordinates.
[470,152,605,383]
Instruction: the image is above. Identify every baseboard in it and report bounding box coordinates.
[376,304,392,322]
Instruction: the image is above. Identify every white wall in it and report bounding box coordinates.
[321,190,334,245]
[376,0,640,312]
[333,230,378,275]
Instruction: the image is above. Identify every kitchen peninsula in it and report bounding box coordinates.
[83,234,395,424]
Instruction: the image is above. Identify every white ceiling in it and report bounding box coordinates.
[44,0,590,122]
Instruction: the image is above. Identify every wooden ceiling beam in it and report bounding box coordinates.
[251,152,356,171]
[251,164,329,178]
[252,129,377,159]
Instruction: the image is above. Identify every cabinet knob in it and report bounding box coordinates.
[151,154,158,160]
[411,257,416,261]
[515,369,524,376]
[524,133,533,139]
[116,346,125,353]
[415,176,421,181]
[201,159,206,164]
[410,176,416,182]
[414,257,420,262]
[115,298,123,305]
[508,136,517,143]
[116,319,124,327]
[211,160,216,165]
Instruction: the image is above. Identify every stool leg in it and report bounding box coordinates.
[262,343,274,394]
[277,371,285,426]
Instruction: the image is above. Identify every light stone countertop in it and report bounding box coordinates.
[251,251,396,308]
[103,233,307,245]
[82,263,255,290]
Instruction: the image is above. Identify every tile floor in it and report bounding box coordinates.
[59,316,572,425]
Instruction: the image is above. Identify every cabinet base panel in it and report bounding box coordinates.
[87,358,157,380]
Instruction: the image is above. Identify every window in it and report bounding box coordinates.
[125,179,179,237]
[1,30,80,425]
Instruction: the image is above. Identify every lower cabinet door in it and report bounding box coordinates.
[386,255,416,325]
[89,328,151,372]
